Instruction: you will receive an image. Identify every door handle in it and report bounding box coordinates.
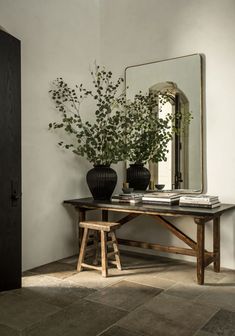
[11,191,22,201]
[11,180,21,206]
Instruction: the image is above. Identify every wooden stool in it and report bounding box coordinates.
[77,221,122,277]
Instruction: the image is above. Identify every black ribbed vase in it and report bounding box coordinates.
[86,165,117,200]
[127,163,150,191]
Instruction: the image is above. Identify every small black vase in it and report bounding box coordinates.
[86,165,117,200]
[127,163,150,191]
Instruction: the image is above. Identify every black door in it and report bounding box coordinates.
[0,30,21,291]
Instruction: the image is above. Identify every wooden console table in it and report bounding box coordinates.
[64,198,235,285]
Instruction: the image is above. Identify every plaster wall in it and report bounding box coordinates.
[0,0,100,270]
[100,0,235,269]
[1,0,235,270]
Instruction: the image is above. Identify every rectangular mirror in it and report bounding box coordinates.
[125,54,203,193]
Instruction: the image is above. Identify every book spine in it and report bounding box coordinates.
[113,197,141,200]
[143,200,179,205]
[179,200,218,205]
[142,198,179,202]
[179,202,220,208]
[111,199,140,204]
[180,198,218,204]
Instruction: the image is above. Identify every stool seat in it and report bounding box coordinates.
[77,220,122,277]
[79,221,121,232]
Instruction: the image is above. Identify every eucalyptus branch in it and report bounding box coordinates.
[49,65,126,165]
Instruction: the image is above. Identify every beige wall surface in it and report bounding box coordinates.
[100,0,235,269]
[1,0,235,270]
[0,0,100,270]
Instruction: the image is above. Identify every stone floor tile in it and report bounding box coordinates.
[144,293,218,330]
[106,253,176,280]
[99,325,145,336]
[114,262,167,275]
[22,274,64,287]
[124,273,176,290]
[156,263,226,285]
[16,274,96,307]
[202,309,235,335]
[58,249,172,270]
[117,305,193,336]
[217,271,235,286]
[22,271,37,277]
[24,299,126,336]
[58,255,78,265]
[0,292,60,331]
[119,251,175,268]
[106,264,170,283]
[117,293,218,336]
[153,263,198,283]
[0,324,20,336]
[195,286,235,312]
[86,280,161,311]
[3,252,233,336]
[29,262,77,279]
[193,330,215,335]
[65,269,124,289]
[199,269,227,284]
[165,282,207,300]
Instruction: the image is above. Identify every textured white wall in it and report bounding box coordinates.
[0,0,100,270]
[1,0,235,270]
[100,0,235,269]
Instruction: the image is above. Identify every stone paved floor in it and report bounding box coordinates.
[0,251,235,336]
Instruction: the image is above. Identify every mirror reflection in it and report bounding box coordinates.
[125,54,203,192]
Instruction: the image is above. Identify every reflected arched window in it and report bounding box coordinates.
[149,81,190,190]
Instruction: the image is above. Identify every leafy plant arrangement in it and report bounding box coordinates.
[49,65,126,165]
[124,90,192,164]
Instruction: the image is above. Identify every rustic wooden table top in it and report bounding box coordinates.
[64,198,235,218]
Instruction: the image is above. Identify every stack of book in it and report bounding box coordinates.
[142,192,181,205]
[111,193,143,204]
[179,194,221,208]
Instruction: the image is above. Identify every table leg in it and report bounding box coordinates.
[196,219,205,285]
[102,209,108,221]
[213,216,220,272]
[78,209,86,251]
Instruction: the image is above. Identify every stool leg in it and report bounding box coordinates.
[110,231,122,270]
[77,228,89,272]
[93,230,99,266]
[101,230,108,277]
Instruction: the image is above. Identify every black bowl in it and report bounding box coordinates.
[155,184,165,191]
